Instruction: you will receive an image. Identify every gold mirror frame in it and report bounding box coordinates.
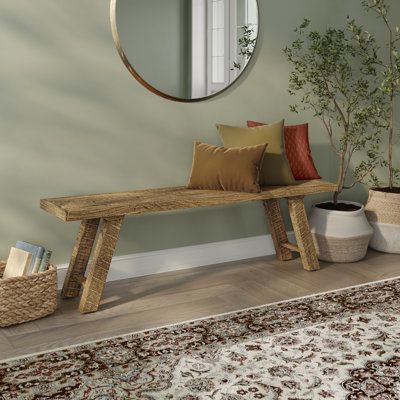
[110,0,260,103]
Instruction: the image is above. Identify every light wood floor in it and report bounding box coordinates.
[1,250,399,360]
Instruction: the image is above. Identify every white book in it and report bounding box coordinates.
[3,247,33,279]
[15,241,45,274]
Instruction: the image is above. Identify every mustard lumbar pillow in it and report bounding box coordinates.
[187,142,267,193]
[217,120,296,186]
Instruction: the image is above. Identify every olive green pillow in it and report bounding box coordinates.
[217,120,296,186]
[187,142,267,193]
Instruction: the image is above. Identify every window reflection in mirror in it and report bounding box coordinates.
[112,0,259,101]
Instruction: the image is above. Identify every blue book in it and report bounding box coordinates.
[15,241,45,274]
[38,249,52,272]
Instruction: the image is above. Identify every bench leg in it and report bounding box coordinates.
[79,216,124,314]
[263,199,293,261]
[61,218,100,299]
[287,196,320,271]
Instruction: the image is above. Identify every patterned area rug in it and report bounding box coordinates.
[1,278,400,399]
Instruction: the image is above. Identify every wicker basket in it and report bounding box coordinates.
[0,261,57,327]
[309,201,373,263]
[365,189,400,253]
[365,189,400,225]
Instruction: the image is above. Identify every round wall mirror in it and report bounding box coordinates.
[111,0,259,102]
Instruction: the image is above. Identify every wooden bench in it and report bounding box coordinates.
[41,180,337,314]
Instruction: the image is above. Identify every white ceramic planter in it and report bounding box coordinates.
[309,201,373,263]
[365,189,400,254]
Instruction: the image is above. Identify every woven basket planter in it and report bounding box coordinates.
[0,262,57,328]
[365,189,400,253]
[309,201,373,263]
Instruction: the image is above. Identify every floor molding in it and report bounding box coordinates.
[56,232,295,289]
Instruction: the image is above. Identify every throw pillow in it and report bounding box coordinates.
[247,121,321,180]
[187,142,267,193]
[217,120,296,186]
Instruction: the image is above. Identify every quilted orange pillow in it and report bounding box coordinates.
[247,121,321,180]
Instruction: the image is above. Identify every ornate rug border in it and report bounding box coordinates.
[1,275,399,364]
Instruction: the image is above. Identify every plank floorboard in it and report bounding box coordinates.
[35,284,234,330]
[1,250,399,360]
[3,297,231,360]
[0,333,11,354]
[2,321,41,338]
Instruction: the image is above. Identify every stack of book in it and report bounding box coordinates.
[2,242,52,280]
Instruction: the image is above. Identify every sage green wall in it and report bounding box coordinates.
[0,0,399,264]
[116,0,189,98]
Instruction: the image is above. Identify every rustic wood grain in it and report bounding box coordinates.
[282,242,300,252]
[40,180,337,222]
[61,219,100,299]
[79,217,124,314]
[287,197,320,271]
[41,180,336,313]
[263,199,293,261]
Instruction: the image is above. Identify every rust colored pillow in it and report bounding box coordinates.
[247,121,321,180]
[187,142,267,193]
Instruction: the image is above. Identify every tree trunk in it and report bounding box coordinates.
[333,191,339,204]
[388,27,395,190]
[388,94,394,189]
[334,149,347,205]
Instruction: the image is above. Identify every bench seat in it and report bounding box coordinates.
[41,180,337,221]
[41,180,337,313]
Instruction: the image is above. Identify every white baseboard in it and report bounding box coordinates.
[56,232,295,289]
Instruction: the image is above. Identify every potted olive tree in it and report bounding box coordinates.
[360,0,400,253]
[284,19,384,263]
